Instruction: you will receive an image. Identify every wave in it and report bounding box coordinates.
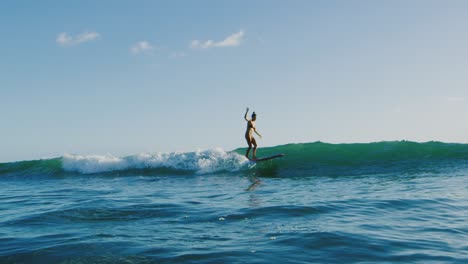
[2,141,468,177]
[62,148,248,174]
[0,148,249,177]
[234,141,468,176]
[0,158,63,178]
[241,140,468,163]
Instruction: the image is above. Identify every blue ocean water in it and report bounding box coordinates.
[1,141,467,263]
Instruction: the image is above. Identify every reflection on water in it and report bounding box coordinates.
[246,176,262,208]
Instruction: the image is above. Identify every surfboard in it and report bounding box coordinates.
[252,154,285,162]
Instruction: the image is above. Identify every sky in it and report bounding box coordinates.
[2,0,468,162]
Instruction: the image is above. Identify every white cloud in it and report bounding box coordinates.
[56,31,100,46]
[169,52,187,59]
[131,41,154,54]
[191,30,245,49]
[445,96,465,102]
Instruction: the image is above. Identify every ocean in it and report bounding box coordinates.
[1,141,467,263]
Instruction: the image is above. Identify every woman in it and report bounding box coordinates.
[244,107,262,160]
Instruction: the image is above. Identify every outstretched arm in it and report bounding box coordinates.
[254,128,262,138]
[244,107,250,121]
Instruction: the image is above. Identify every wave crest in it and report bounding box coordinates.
[62,148,249,174]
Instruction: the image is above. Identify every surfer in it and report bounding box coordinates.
[244,107,262,160]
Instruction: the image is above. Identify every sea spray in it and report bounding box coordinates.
[62,148,249,174]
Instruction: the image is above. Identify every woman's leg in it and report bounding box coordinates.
[252,137,258,160]
[245,136,252,159]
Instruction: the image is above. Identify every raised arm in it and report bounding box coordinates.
[244,107,250,121]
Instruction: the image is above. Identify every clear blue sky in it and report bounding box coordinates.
[2,0,468,162]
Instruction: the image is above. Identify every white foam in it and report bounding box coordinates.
[62,148,249,174]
